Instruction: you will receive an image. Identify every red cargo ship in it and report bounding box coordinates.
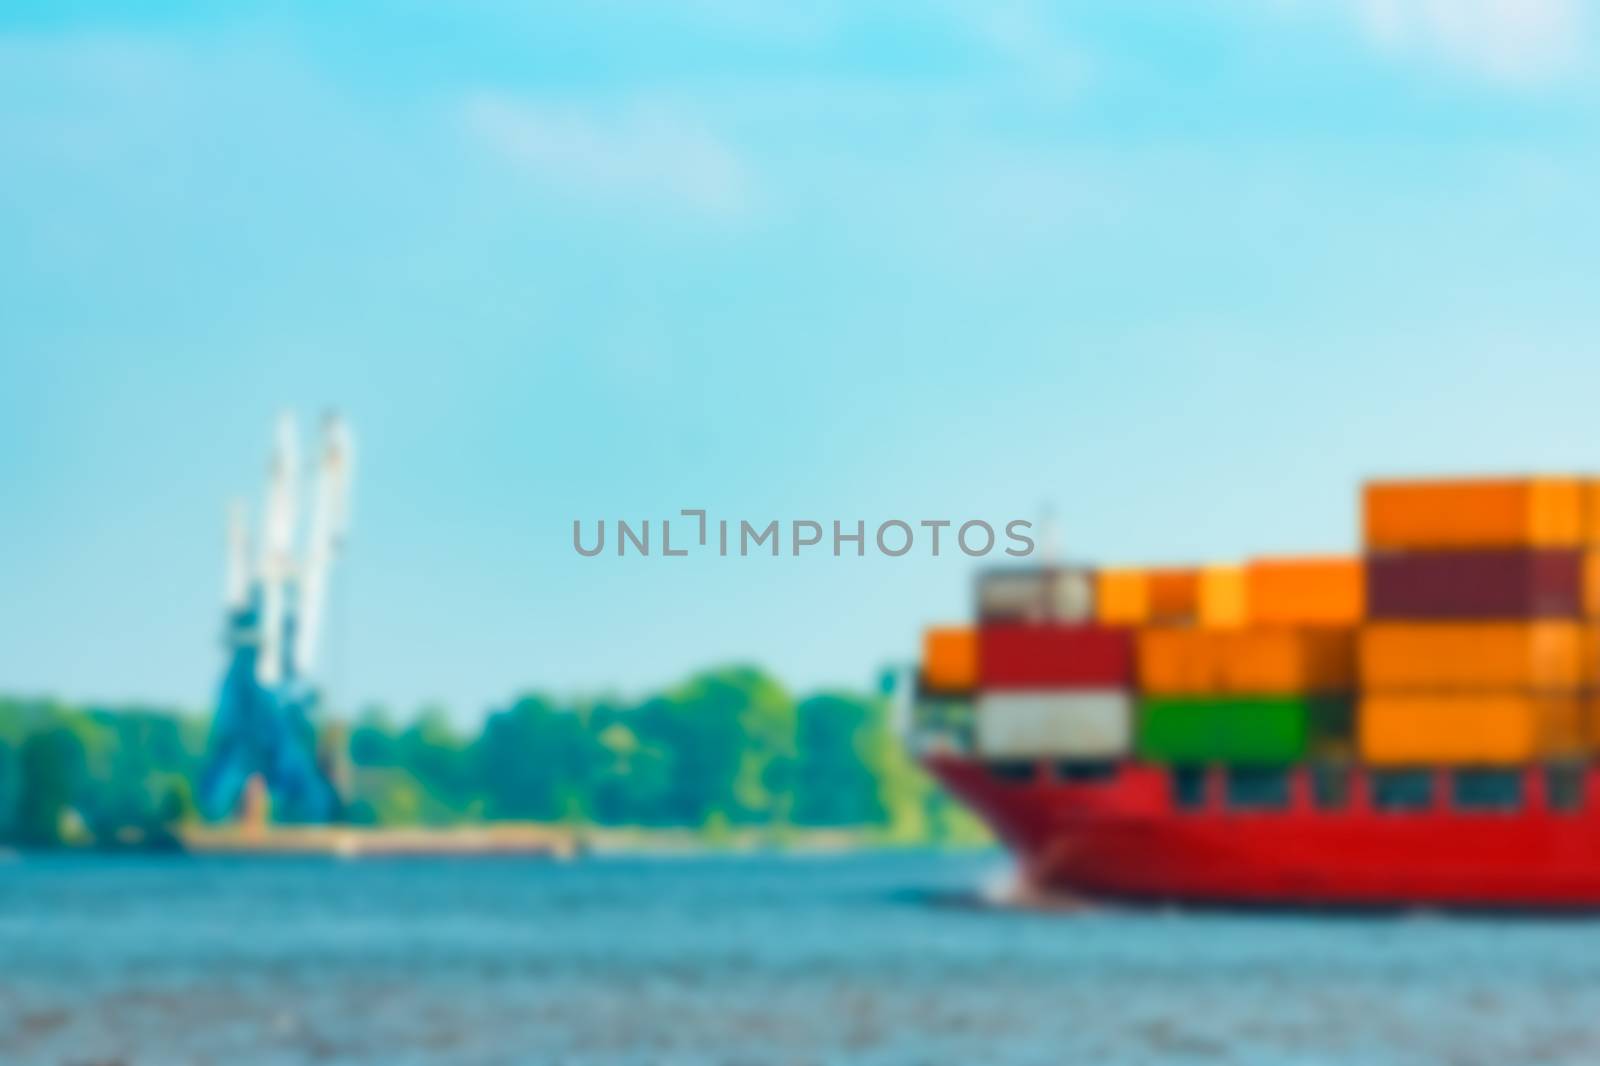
[916,476,1600,908]
[922,753,1600,908]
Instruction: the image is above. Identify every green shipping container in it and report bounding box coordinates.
[1137,696,1351,766]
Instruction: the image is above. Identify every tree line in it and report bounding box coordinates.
[0,667,982,849]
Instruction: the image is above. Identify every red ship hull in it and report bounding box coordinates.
[926,755,1600,908]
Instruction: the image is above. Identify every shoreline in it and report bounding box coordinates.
[0,824,988,860]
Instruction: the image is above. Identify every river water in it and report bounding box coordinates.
[3,850,1600,1064]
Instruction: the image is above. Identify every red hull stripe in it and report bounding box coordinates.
[927,755,1600,908]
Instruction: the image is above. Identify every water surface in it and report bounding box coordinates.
[3,851,1599,1064]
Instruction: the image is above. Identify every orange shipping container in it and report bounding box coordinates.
[1136,628,1226,695]
[1246,557,1364,625]
[1584,623,1600,689]
[1224,627,1356,693]
[1584,696,1600,748]
[1359,622,1583,692]
[1584,551,1600,616]
[1148,568,1200,624]
[1199,565,1247,628]
[1364,477,1584,551]
[1359,694,1582,766]
[1585,480,1600,544]
[922,627,977,692]
[1137,626,1354,695]
[1096,569,1148,625]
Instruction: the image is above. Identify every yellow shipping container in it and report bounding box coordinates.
[921,627,977,693]
[1096,569,1148,625]
[1198,565,1247,628]
[1359,622,1584,692]
[1364,477,1583,551]
[1359,694,1582,766]
[1246,556,1364,625]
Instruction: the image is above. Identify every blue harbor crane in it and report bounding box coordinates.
[199,414,353,823]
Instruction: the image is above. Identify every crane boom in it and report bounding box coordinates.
[224,498,251,610]
[295,413,353,675]
[256,411,300,685]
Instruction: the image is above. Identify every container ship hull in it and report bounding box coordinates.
[926,755,1600,909]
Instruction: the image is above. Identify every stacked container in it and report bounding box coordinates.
[918,625,977,753]
[1358,478,1590,765]
[1132,559,1360,765]
[969,567,1135,760]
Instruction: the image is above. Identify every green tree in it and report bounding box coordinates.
[15,726,84,847]
[349,706,402,767]
[396,707,477,821]
[634,667,795,827]
[792,693,884,826]
[474,696,596,821]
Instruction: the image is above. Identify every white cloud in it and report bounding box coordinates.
[1344,0,1584,85]
[460,92,753,218]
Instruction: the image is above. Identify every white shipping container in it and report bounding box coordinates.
[975,690,1132,758]
[977,569,1095,622]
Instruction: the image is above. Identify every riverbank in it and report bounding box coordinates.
[0,822,988,859]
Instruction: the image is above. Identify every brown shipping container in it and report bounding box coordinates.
[1366,549,1583,619]
[1364,477,1583,551]
[1359,694,1582,766]
[1360,622,1583,691]
[921,627,977,693]
[1246,557,1364,625]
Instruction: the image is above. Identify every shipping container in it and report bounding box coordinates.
[1359,622,1584,691]
[1225,627,1356,694]
[978,568,1095,623]
[1246,556,1363,625]
[1136,628,1226,695]
[1199,565,1247,628]
[1585,550,1600,616]
[1136,695,1349,766]
[1136,626,1355,695]
[1096,569,1148,625]
[1364,477,1584,551]
[1366,548,1583,619]
[979,623,1134,689]
[1585,480,1600,544]
[976,690,1132,758]
[1358,694,1582,766]
[921,626,977,693]
[1148,568,1200,624]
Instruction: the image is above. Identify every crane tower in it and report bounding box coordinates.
[199,413,353,823]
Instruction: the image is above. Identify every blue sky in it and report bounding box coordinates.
[3,1,1599,722]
